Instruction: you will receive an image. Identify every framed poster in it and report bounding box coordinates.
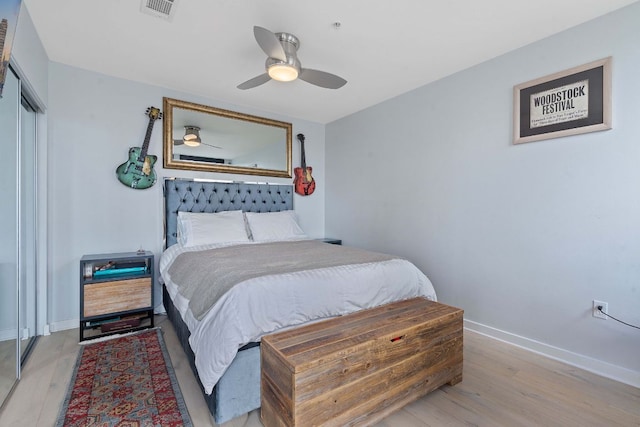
[513,57,611,144]
[0,0,21,98]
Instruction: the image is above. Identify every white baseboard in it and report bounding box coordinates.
[0,329,18,342]
[49,319,78,333]
[464,319,640,389]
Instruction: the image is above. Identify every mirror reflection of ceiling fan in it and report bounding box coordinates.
[238,26,347,90]
[173,126,223,148]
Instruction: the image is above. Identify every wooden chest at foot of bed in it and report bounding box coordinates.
[260,297,463,427]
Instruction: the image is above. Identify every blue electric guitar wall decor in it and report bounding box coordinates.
[116,107,161,189]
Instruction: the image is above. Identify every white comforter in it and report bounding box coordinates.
[159,240,437,394]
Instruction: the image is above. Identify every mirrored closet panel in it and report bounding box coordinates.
[0,68,20,407]
[0,66,39,409]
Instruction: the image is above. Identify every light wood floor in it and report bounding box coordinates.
[0,340,17,407]
[1,315,638,427]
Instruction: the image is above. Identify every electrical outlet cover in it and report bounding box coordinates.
[593,300,608,319]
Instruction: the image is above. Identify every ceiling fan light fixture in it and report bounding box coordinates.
[183,126,201,147]
[183,138,200,147]
[268,63,298,82]
[238,26,347,90]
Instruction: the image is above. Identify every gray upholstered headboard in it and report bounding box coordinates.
[164,178,294,247]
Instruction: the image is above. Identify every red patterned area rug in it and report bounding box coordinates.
[56,328,192,427]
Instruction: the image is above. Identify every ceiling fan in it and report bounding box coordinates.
[173,126,222,148]
[237,26,347,90]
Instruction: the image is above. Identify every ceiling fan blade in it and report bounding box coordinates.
[237,73,271,90]
[202,142,223,149]
[299,68,347,89]
[253,26,287,61]
[174,139,223,149]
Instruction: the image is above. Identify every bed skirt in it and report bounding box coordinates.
[162,285,261,424]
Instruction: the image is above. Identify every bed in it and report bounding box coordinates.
[159,178,437,424]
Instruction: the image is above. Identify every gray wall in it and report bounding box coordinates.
[47,62,326,329]
[326,3,640,384]
[13,3,48,107]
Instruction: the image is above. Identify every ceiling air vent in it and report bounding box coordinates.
[140,0,178,21]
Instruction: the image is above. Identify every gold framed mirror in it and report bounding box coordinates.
[163,97,292,178]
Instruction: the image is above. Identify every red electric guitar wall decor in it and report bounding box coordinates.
[293,133,316,196]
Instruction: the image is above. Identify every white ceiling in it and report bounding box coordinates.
[23,0,638,124]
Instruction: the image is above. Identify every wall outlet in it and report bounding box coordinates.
[593,300,608,320]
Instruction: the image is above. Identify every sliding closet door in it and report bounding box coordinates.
[0,69,19,405]
[19,96,37,360]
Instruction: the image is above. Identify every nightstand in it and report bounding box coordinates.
[316,238,342,245]
[79,251,154,341]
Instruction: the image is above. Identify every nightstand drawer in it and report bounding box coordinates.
[84,277,152,317]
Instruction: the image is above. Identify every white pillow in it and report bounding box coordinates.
[245,210,307,242]
[177,210,250,247]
